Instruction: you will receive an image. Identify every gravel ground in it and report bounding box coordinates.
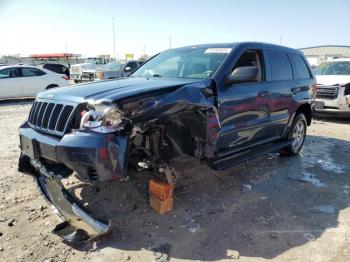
[0,100,349,262]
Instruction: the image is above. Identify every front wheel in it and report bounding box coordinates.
[280,114,307,156]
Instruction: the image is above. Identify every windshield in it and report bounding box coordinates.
[102,61,124,71]
[314,61,350,75]
[84,58,97,63]
[132,46,232,79]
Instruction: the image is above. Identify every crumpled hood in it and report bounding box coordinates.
[37,77,203,103]
[316,75,350,86]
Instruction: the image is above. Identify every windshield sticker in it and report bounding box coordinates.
[205,48,232,54]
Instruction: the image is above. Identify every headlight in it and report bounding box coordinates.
[95,71,104,80]
[80,105,124,133]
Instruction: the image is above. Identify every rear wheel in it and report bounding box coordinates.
[280,114,307,156]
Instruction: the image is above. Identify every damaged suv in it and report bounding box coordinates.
[18,42,315,242]
[313,58,350,117]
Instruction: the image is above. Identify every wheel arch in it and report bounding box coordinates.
[46,84,59,89]
[284,103,312,138]
[295,103,312,126]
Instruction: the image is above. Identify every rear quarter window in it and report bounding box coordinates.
[291,54,311,79]
[268,50,293,81]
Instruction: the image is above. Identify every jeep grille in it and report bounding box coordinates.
[28,100,76,136]
[316,86,339,99]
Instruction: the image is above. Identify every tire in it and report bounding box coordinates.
[280,113,307,156]
[46,84,58,89]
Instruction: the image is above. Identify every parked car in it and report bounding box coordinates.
[38,63,70,79]
[18,42,315,242]
[93,60,143,81]
[313,58,350,117]
[70,57,110,83]
[0,65,69,99]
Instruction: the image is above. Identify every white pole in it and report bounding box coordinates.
[113,17,116,59]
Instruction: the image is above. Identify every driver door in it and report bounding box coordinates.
[216,49,272,153]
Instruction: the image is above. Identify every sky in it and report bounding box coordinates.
[0,0,349,59]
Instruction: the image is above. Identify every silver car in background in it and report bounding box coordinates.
[94,60,143,81]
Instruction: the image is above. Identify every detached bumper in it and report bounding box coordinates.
[19,156,112,243]
[19,122,128,181]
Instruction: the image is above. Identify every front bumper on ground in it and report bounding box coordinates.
[18,122,129,243]
[19,122,128,181]
[25,157,112,243]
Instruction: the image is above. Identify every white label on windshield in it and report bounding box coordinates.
[205,48,232,54]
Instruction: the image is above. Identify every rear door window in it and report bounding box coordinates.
[291,54,311,79]
[21,68,46,77]
[268,50,293,81]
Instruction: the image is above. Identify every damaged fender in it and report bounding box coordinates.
[123,81,221,160]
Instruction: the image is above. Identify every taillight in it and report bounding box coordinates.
[62,75,69,80]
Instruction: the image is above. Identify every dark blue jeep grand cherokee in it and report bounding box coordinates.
[18,42,316,242]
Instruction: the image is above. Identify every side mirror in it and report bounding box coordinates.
[124,66,132,72]
[225,66,258,85]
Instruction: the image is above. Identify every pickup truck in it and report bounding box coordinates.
[18,42,315,242]
[70,57,110,83]
[82,60,143,81]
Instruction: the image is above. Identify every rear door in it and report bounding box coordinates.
[20,67,48,96]
[216,48,272,152]
[0,67,23,98]
[266,49,295,137]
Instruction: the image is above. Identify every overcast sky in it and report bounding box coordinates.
[0,0,349,58]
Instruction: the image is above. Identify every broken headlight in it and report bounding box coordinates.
[80,105,124,133]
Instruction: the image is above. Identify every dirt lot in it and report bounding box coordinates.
[0,100,349,262]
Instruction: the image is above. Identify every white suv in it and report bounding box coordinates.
[314,58,350,117]
[0,65,70,99]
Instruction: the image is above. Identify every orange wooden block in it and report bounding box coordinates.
[149,179,174,201]
[149,194,173,214]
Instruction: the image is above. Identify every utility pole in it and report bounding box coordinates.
[279,37,282,45]
[113,17,116,59]
[169,36,172,49]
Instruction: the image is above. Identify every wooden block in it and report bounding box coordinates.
[149,194,173,214]
[149,179,174,201]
